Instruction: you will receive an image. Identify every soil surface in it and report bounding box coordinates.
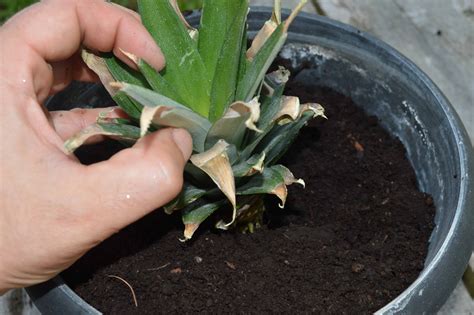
[63,83,435,314]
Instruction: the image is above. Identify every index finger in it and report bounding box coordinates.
[4,0,163,67]
[0,0,164,99]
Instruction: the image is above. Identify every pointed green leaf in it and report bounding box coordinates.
[182,200,226,240]
[139,0,210,117]
[103,54,150,88]
[104,56,147,118]
[115,82,191,111]
[205,98,261,150]
[232,152,265,177]
[141,105,211,152]
[271,165,305,187]
[257,84,285,131]
[111,93,142,120]
[137,59,184,104]
[237,25,249,87]
[207,0,249,121]
[236,24,286,101]
[236,165,288,208]
[64,123,140,154]
[236,164,303,208]
[116,82,211,152]
[257,111,314,165]
[164,184,207,214]
[81,51,142,119]
[238,86,284,161]
[198,0,244,81]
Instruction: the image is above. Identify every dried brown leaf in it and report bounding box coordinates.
[190,140,236,225]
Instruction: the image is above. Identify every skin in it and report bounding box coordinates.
[0,0,193,294]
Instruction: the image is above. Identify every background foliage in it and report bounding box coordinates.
[0,0,203,23]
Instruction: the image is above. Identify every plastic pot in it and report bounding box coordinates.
[27,7,473,314]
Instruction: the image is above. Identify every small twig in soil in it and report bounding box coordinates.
[170,267,182,274]
[106,275,138,307]
[354,141,364,153]
[225,261,236,270]
[146,262,170,271]
[347,134,364,152]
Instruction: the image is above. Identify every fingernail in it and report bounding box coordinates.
[144,41,166,71]
[172,128,193,160]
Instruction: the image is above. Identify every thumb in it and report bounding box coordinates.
[75,128,192,237]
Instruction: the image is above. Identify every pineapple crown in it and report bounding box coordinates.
[65,0,325,240]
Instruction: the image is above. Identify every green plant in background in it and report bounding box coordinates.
[66,0,325,240]
[0,0,202,23]
[0,0,36,22]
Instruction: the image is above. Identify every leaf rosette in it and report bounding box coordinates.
[67,0,325,240]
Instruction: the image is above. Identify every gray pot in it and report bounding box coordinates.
[27,7,473,314]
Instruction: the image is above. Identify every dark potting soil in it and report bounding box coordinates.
[62,83,435,314]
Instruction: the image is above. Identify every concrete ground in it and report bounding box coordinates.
[1,0,472,314]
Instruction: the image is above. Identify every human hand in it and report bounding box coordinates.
[0,0,192,293]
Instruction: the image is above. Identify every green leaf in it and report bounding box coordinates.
[103,54,150,88]
[207,0,249,121]
[236,164,304,208]
[64,123,141,154]
[111,93,142,120]
[238,86,284,161]
[139,0,210,117]
[164,184,207,214]
[115,82,191,111]
[257,84,285,131]
[205,98,261,150]
[237,26,249,86]
[81,51,142,119]
[257,111,314,165]
[182,199,226,240]
[103,54,151,118]
[236,165,287,207]
[232,152,265,177]
[198,0,244,82]
[271,164,305,187]
[141,105,211,152]
[114,82,212,152]
[236,24,286,101]
[137,59,184,104]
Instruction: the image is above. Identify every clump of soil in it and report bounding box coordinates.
[63,84,435,314]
